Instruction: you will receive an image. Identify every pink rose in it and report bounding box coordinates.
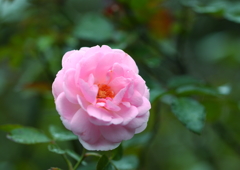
[52,45,151,151]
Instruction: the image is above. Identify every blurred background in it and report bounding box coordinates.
[1,0,240,169]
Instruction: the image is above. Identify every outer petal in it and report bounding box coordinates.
[62,50,85,70]
[126,111,150,130]
[135,122,148,134]
[63,69,79,104]
[137,97,151,116]
[70,109,101,143]
[79,136,120,151]
[55,92,80,120]
[100,125,135,143]
[52,70,64,99]
[112,49,139,74]
[116,105,138,125]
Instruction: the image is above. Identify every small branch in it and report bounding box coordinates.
[73,148,86,170]
[62,154,73,170]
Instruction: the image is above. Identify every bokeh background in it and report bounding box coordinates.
[1,0,240,169]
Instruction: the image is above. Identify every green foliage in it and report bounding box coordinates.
[97,155,116,170]
[73,13,114,42]
[1,0,240,169]
[7,127,51,144]
[111,144,123,161]
[49,125,78,141]
[171,97,206,134]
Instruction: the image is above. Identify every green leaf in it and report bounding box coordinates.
[168,76,204,88]
[112,155,139,170]
[65,150,81,161]
[48,144,65,154]
[112,144,123,161]
[176,85,219,96]
[171,97,206,134]
[7,127,51,144]
[49,126,78,141]
[0,124,22,132]
[73,13,113,42]
[225,5,240,23]
[97,155,116,170]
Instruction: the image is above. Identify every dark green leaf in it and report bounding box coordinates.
[171,97,206,134]
[97,155,116,170]
[168,76,204,88]
[0,124,22,132]
[123,133,152,148]
[7,127,51,144]
[176,85,219,96]
[225,5,240,23]
[112,144,123,161]
[48,144,65,154]
[112,155,139,170]
[65,150,81,161]
[49,126,77,141]
[73,13,113,42]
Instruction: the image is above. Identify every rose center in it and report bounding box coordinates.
[97,84,115,99]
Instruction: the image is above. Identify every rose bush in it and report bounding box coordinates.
[52,45,151,150]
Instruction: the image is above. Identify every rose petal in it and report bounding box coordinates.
[135,122,148,134]
[117,105,138,125]
[128,90,143,107]
[70,109,100,143]
[112,49,139,74]
[52,70,64,99]
[105,100,121,112]
[79,79,97,104]
[55,92,80,120]
[87,105,112,126]
[137,97,151,116]
[100,125,135,143]
[79,136,120,151]
[126,111,150,129]
[108,76,131,94]
[63,69,79,104]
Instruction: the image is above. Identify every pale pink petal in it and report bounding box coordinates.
[62,50,76,67]
[95,52,124,83]
[112,86,127,105]
[100,125,135,143]
[116,105,138,125]
[79,136,120,151]
[126,111,150,130]
[55,92,80,120]
[134,75,146,95]
[128,90,143,107]
[108,76,131,94]
[137,97,151,116]
[135,122,148,134]
[62,50,85,70]
[100,45,112,53]
[79,79,98,103]
[79,52,104,81]
[52,70,64,99]
[70,109,101,143]
[112,49,139,74]
[60,117,72,130]
[105,100,121,112]
[77,95,89,111]
[87,105,112,126]
[63,69,79,104]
